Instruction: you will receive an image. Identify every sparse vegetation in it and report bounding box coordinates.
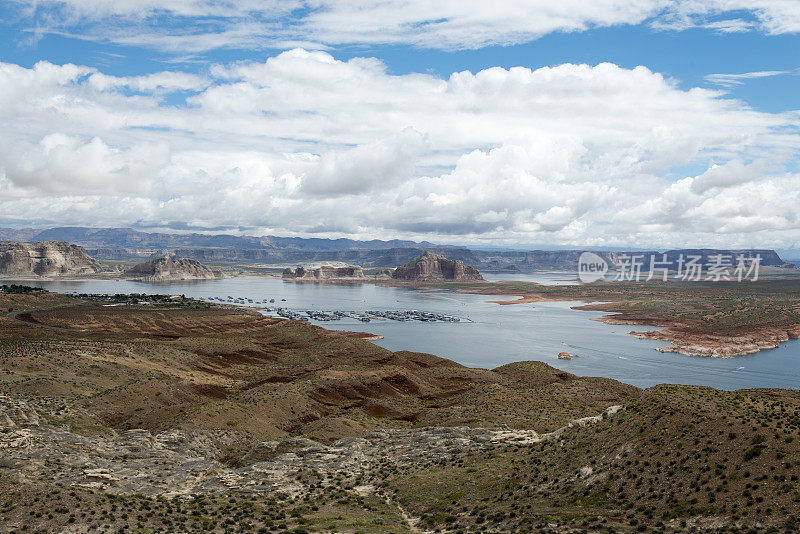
[0,291,798,532]
[0,284,46,294]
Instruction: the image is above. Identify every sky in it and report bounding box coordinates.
[0,1,799,250]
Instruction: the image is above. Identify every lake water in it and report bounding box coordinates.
[10,273,800,391]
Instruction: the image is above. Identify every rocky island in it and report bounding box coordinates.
[282,264,365,280]
[392,250,484,281]
[0,241,102,277]
[124,254,223,282]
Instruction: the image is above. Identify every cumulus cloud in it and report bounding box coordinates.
[1,134,170,195]
[6,1,800,53]
[689,160,767,193]
[0,50,799,248]
[301,129,425,196]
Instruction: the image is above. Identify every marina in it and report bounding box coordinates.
[263,307,461,323]
[199,295,463,322]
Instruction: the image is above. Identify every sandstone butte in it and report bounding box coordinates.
[392,250,484,281]
[124,254,223,282]
[282,265,365,280]
[0,240,102,277]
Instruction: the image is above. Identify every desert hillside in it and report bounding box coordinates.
[0,291,798,532]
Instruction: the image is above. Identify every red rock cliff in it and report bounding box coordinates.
[392,251,484,281]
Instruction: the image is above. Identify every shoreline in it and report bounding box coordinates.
[1,267,577,285]
[6,285,800,393]
[571,300,800,358]
[479,291,800,358]
[601,316,800,358]
[7,275,800,359]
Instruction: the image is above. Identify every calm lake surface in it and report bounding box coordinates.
[12,273,800,391]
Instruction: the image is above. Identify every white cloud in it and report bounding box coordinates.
[616,168,800,238]
[689,160,766,193]
[0,51,799,248]
[16,0,298,19]
[87,71,211,93]
[7,0,800,53]
[1,133,170,195]
[298,0,663,49]
[301,128,426,196]
[701,18,754,33]
[705,69,793,87]
[661,0,800,35]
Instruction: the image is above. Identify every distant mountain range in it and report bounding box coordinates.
[0,227,793,272]
[0,227,440,251]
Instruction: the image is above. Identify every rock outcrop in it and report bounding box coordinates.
[392,251,484,282]
[373,268,394,279]
[124,255,223,282]
[0,394,618,498]
[629,325,800,358]
[282,265,365,280]
[0,241,102,277]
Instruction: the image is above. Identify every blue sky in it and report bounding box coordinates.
[2,8,797,113]
[0,1,799,250]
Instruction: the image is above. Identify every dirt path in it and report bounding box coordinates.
[384,494,427,533]
[5,301,89,333]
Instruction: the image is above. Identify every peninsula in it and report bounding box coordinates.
[436,278,800,358]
